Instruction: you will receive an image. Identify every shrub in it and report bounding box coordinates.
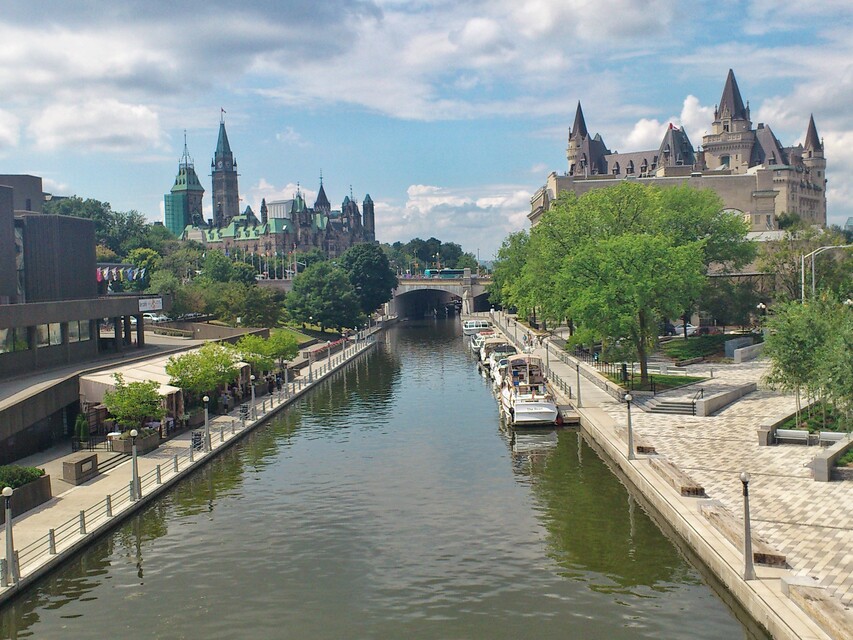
[118,427,159,440]
[0,465,46,489]
[75,414,90,442]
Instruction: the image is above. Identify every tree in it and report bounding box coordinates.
[166,343,240,405]
[267,330,299,370]
[820,303,853,430]
[242,285,283,327]
[234,334,275,375]
[762,301,830,424]
[489,230,529,309]
[286,262,364,332]
[339,243,398,314]
[126,247,161,291]
[521,183,750,381]
[103,374,165,430]
[201,250,234,283]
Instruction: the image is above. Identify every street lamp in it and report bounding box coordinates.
[625,393,635,460]
[130,429,141,501]
[3,486,15,585]
[800,244,853,302]
[250,375,257,420]
[740,471,756,580]
[203,395,211,452]
[327,340,332,370]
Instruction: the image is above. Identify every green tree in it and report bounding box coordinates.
[267,330,299,370]
[489,230,530,309]
[243,285,283,327]
[103,374,165,430]
[234,334,275,375]
[820,302,853,430]
[339,243,398,314]
[166,343,240,405]
[286,262,364,332]
[201,250,234,283]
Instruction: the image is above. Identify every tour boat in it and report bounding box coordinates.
[499,355,560,426]
[463,319,492,336]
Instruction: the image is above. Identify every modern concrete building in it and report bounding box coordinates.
[531,70,827,231]
[0,177,167,462]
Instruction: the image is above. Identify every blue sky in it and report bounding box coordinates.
[1,1,851,259]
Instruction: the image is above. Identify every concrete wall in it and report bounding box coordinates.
[733,342,764,363]
[0,175,43,213]
[695,382,757,417]
[0,186,16,301]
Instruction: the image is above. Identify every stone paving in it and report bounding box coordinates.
[592,361,852,609]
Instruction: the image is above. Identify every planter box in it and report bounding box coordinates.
[110,432,161,455]
[0,474,52,524]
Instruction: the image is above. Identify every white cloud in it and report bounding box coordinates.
[375,184,533,258]
[0,108,19,150]
[275,126,309,147]
[28,99,164,152]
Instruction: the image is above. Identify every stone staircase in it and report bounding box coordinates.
[643,397,697,416]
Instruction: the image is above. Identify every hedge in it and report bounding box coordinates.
[0,465,46,489]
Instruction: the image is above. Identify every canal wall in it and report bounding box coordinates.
[0,330,385,607]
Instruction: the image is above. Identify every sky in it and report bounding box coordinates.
[1,1,851,260]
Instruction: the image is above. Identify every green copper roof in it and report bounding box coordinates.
[171,163,205,193]
[215,121,232,158]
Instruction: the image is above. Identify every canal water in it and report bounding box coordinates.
[1,319,765,639]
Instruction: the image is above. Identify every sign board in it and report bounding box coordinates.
[138,297,163,312]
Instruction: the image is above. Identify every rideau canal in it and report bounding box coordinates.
[1,319,766,639]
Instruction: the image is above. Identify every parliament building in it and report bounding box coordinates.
[165,116,376,260]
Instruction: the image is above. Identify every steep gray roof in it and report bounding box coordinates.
[751,123,787,166]
[718,69,749,120]
[804,114,822,152]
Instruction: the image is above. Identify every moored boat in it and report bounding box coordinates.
[499,355,560,426]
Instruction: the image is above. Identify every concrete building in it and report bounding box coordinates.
[531,70,827,231]
[0,176,167,462]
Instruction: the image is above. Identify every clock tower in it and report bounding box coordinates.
[211,111,240,227]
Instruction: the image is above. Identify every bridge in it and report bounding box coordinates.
[257,269,492,318]
[389,270,491,317]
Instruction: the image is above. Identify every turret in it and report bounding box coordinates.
[362,194,375,241]
[211,111,240,227]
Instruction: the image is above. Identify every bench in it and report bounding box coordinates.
[775,428,811,445]
[699,501,786,567]
[818,431,847,446]
[782,579,853,640]
[648,457,705,497]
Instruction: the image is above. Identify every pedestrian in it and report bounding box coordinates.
[275,375,282,392]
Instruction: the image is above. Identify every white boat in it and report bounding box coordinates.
[470,330,495,355]
[479,338,513,364]
[462,319,492,336]
[499,355,560,427]
[486,344,517,373]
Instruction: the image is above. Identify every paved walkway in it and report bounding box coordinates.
[484,311,851,639]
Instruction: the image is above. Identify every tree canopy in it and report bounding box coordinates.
[339,243,398,314]
[166,343,241,405]
[490,182,754,381]
[286,261,364,332]
[102,374,165,430]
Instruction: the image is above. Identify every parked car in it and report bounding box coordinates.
[672,323,698,337]
[142,313,170,323]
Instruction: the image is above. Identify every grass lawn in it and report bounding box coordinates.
[660,333,761,361]
[604,372,707,392]
[273,326,316,346]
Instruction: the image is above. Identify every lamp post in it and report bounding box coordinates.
[740,471,756,580]
[3,486,15,585]
[203,395,211,452]
[130,429,140,501]
[250,375,257,420]
[327,340,332,370]
[625,393,635,460]
[576,363,582,408]
[800,244,853,302]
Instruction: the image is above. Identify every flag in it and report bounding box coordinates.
[96,268,103,283]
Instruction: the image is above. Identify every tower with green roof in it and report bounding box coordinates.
[211,111,240,227]
[164,134,205,237]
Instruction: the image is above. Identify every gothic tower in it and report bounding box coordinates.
[164,133,205,237]
[211,112,240,227]
[314,173,331,215]
[702,69,755,173]
[362,194,375,242]
[802,114,827,226]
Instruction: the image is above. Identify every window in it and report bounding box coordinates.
[80,320,91,341]
[0,327,27,353]
[36,323,62,348]
[68,321,80,343]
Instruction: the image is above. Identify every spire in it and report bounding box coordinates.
[804,114,823,152]
[571,102,588,139]
[314,173,330,211]
[718,69,748,120]
[215,118,232,157]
